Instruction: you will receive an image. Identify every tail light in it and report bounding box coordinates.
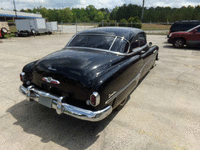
[90,92,100,107]
[20,72,26,82]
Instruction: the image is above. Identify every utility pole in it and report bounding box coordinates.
[141,0,145,22]
[13,0,17,19]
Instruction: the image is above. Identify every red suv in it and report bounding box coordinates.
[168,25,200,48]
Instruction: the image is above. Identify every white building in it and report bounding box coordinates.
[0,10,42,21]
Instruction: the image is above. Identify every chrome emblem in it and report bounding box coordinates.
[108,91,117,99]
[48,66,57,71]
[42,77,60,85]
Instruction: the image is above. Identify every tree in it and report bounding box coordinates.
[20,9,25,12]
[193,5,200,20]
[94,11,104,22]
[110,6,119,20]
[86,5,97,21]
[48,9,58,22]
[128,17,134,23]
[39,7,48,19]
[58,8,73,23]
[119,18,128,27]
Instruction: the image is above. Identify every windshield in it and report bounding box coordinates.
[187,25,200,32]
[68,35,129,53]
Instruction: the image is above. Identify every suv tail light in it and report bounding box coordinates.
[20,72,26,82]
[90,92,100,107]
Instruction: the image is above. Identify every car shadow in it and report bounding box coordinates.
[6,100,119,149]
[163,45,200,50]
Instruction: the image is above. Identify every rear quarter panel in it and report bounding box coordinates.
[94,54,143,110]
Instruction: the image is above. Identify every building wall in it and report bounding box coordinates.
[0,10,42,21]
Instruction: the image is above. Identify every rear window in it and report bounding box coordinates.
[68,35,114,50]
[68,35,129,53]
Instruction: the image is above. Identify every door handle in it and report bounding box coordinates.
[140,50,145,54]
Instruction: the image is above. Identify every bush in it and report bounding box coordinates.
[119,18,128,27]
[108,20,116,26]
[98,20,116,27]
[7,20,15,23]
[127,16,142,29]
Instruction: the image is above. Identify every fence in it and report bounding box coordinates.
[58,22,97,34]
[57,22,171,34]
[6,21,171,34]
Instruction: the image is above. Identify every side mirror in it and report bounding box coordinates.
[149,42,152,47]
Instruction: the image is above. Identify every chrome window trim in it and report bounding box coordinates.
[109,36,117,50]
[130,44,148,55]
[66,35,76,47]
[66,43,147,56]
[187,24,200,32]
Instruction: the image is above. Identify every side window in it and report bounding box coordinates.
[130,33,146,52]
[196,27,200,33]
[130,39,139,50]
[111,38,129,53]
[138,33,146,47]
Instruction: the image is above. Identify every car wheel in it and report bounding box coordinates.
[15,33,19,37]
[26,31,30,36]
[115,96,129,110]
[173,38,184,48]
[1,28,8,34]
[31,29,36,36]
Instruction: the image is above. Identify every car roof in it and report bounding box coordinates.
[77,27,144,41]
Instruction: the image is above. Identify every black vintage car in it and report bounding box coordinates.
[19,27,159,121]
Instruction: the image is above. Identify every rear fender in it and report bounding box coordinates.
[93,55,142,110]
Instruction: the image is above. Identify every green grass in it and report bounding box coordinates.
[4,33,16,38]
[9,26,17,33]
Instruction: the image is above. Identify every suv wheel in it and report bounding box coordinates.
[173,38,184,48]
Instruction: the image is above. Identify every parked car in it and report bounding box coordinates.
[0,21,10,38]
[168,25,200,48]
[19,27,159,122]
[168,20,200,37]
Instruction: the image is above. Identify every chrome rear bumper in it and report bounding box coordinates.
[19,85,112,122]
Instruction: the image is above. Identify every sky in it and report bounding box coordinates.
[1,0,200,11]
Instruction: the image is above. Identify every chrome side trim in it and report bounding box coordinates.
[19,85,112,122]
[153,50,158,54]
[105,73,140,104]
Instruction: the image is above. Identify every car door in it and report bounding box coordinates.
[187,27,200,46]
[193,27,200,45]
[130,32,156,77]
